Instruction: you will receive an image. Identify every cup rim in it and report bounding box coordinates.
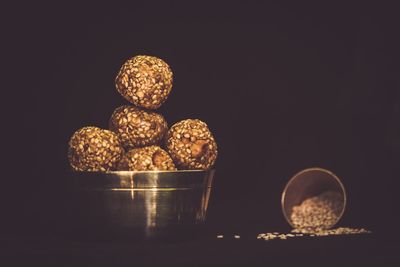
[281,167,347,229]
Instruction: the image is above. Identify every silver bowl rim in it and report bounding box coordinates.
[72,169,209,174]
[71,169,215,190]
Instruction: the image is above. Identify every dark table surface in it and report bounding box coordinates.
[2,227,398,267]
[2,1,400,266]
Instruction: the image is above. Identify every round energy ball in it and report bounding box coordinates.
[115,55,173,109]
[109,105,168,149]
[117,146,176,171]
[68,126,124,172]
[165,119,218,170]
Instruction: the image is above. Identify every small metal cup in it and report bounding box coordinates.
[68,170,214,240]
[281,167,347,229]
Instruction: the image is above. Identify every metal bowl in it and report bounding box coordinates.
[69,170,215,240]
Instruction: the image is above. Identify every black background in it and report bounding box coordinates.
[2,1,400,265]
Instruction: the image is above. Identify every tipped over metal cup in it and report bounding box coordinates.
[69,170,214,240]
[281,167,347,230]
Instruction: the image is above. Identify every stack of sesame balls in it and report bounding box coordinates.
[68,55,218,172]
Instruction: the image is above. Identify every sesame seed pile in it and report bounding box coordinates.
[256,228,371,241]
[216,227,371,240]
[254,191,370,241]
[291,227,371,236]
[68,55,217,172]
[290,191,344,231]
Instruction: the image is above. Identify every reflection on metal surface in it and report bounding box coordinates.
[146,190,157,231]
[281,167,347,229]
[73,170,211,189]
[70,170,214,239]
[110,188,192,191]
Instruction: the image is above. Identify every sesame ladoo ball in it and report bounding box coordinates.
[117,146,176,171]
[68,126,124,172]
[115,55,173,109]
[165,119,218,170]
[109,105,168,149]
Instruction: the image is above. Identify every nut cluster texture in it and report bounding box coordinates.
[117,146,176,171]
[68,126,124,171]
[109,105,167,149]
[115,55,173,110]
[69,55,218,172]
[165,119,217,170]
